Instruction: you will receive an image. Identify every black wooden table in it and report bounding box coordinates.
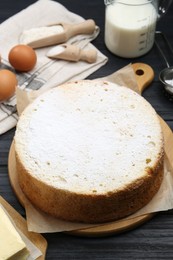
[0,1,173,259]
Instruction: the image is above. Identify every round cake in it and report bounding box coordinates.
[14,80,164,223]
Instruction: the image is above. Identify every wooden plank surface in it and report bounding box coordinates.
[0,1,173,259]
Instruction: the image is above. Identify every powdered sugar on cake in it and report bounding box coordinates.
[15,80,163,194]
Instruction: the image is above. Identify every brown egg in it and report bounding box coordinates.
[0,69,17,101]
[8,44,37,72]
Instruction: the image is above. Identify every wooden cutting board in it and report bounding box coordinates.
[0,196,47,258]
[8,63,164,237]
[9,110,173,237]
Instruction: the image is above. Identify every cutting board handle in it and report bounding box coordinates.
[131,63,154,94]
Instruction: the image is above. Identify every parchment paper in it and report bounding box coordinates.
[15,64,173,233]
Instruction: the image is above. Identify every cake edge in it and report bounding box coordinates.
[15,145,164,224]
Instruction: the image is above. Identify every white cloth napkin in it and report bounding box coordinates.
[0,0,108,135]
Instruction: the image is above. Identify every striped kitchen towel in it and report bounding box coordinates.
[0,0,107,135]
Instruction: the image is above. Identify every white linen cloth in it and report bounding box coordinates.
[0,0,107,134]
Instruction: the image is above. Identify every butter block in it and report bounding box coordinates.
[0,204,29,260]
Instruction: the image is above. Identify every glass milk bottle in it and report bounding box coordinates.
[104,0,172,58]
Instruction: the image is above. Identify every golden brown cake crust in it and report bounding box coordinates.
[15,148,164,224]
[14,80,165,224]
